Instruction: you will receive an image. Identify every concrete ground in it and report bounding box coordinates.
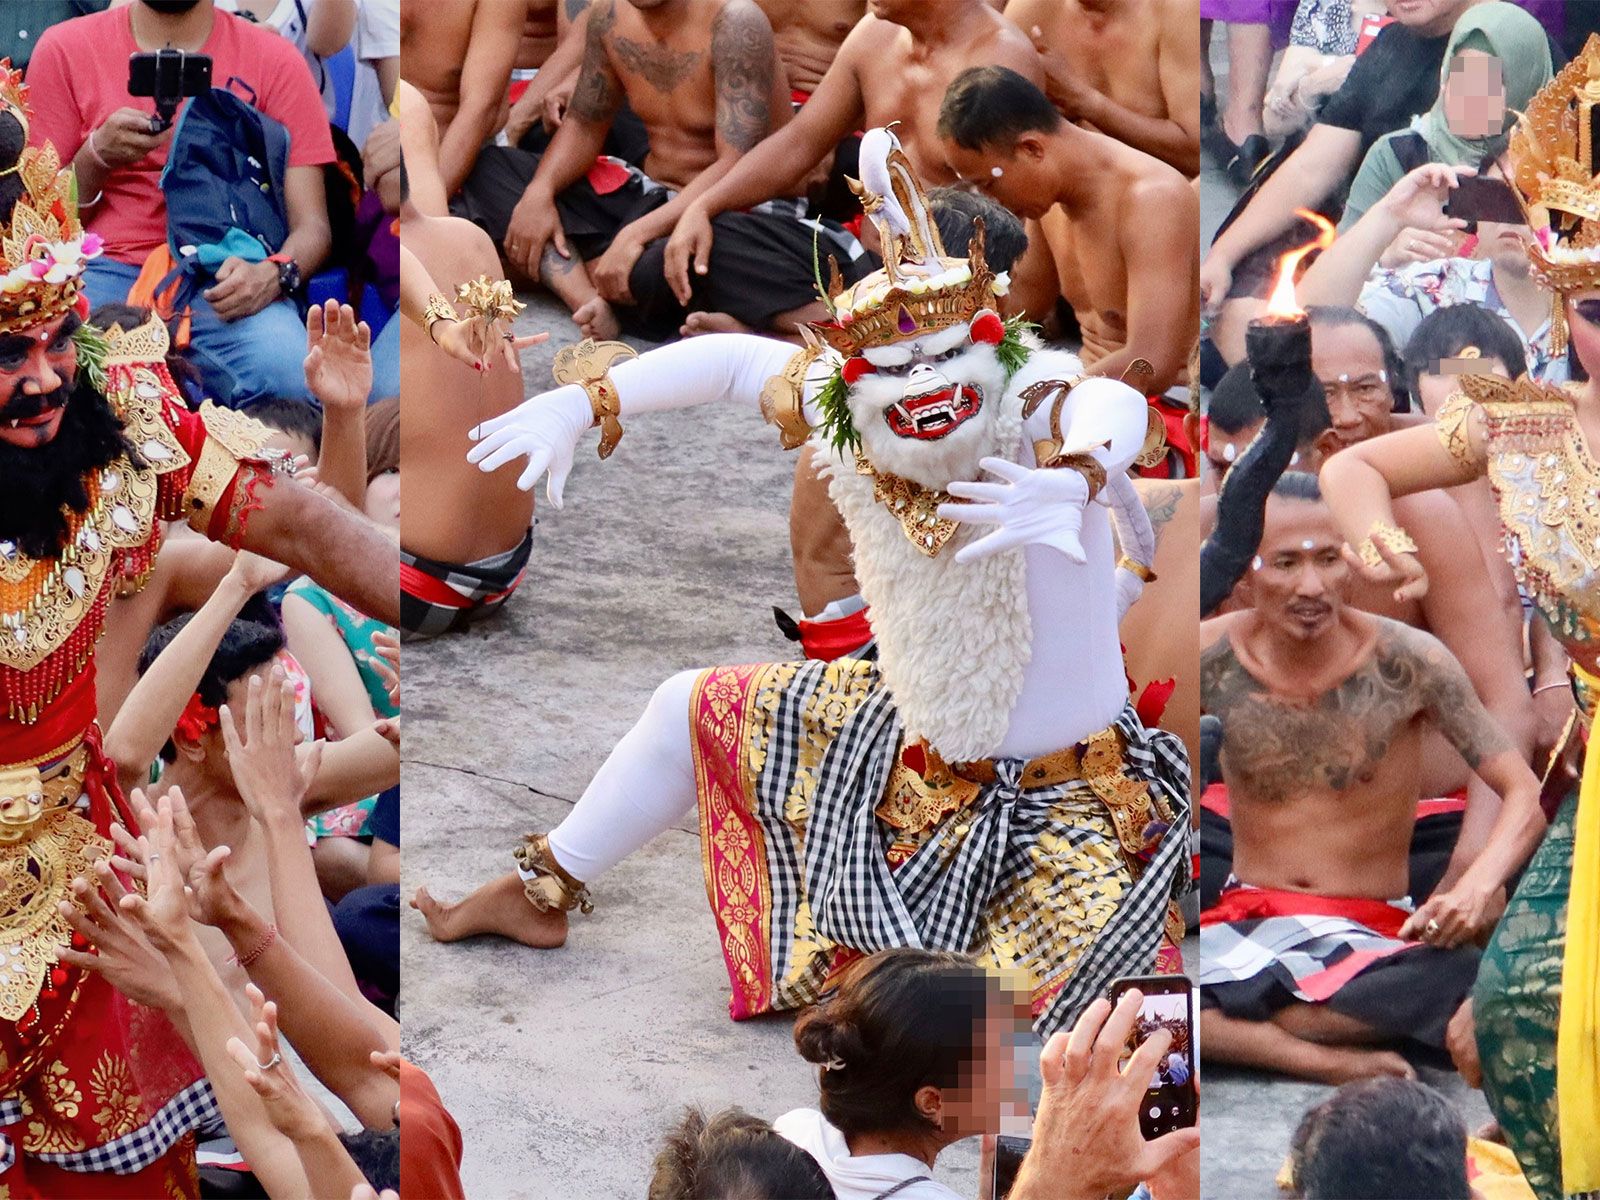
[399,300,995,1198]
[1198,35,1492,1200]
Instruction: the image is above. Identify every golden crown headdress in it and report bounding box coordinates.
[0,60,102,334]
[809,127,1007,357]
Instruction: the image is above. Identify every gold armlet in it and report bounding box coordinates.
[1043,451,1107,503]
[1357,520,1419,569]
[422,294,459,345]
[1117,555,1157,583]
[760,345,821,450]
[551,338,638,460]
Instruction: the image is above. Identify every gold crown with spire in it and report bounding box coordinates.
[1508,35,1600,348]
[0,60,102,334]
[809,127,1007,357]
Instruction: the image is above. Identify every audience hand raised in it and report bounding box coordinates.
[306,299,375,413]
[1010,991,1200,1200]
[225,983,327,1142]
[220,668,325,826]
[117,788,202,954]
[126,786,248,929]
[58,860,182,1011]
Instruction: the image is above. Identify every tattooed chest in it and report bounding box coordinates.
[1208,659,1426,800]
[611,35,707,92]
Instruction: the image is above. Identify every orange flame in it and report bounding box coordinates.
[1263,209,1337,319]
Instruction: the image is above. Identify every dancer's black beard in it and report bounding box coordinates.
[0,375,139,560]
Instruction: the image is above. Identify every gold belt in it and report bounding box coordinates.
[877,726,1169,863]
[0,739,91,846]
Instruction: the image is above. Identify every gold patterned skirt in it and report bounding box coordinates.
[689,657,1191,1033]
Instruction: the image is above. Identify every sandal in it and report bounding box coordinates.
[513,833,595,914]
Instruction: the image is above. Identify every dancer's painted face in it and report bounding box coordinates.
[0,312,79,450]
[845,317,1009,488]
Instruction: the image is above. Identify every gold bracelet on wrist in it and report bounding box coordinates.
[422,293,459,345]
[1117,555,1157,583]
[1357,519,1419,569]
[1044,451,1107,504]
[551,338,638,460]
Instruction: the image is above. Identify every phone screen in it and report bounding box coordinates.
[1445,177,1525,227]
[1107,975,1197,1140]
[991,1134,1030,1200]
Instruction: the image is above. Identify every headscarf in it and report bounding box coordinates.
[1422,1,1553,165]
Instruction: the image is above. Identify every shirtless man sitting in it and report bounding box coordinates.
[400,0,526,198]
[662,0,1042,327]
[753,0,864,94]
[938,66,1198,395]
[1004,0,1201,177]
[1197,475,1543,1084]
[456,0,834,344]
[398,98,540,637]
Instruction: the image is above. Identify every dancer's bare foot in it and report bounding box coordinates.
[1299,1044,1416,1085]
[680,311,751,337]
[411,873,568,948]
[573,296,620,341]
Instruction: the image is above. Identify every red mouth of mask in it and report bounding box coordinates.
[884,384,983,440]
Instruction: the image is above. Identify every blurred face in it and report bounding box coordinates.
[943,135,1054,222]
[1443,51,1505,141]
[935,993,1032,1140]
[1243,497,1349,641]
[365,468,400,530]
[1413,352,1509,416]
[261,427,317,466]
[1311,321,1393,451]
[0,312,78,449]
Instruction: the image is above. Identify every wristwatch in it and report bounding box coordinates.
[267,253,301,297]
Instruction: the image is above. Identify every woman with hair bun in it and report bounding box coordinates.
[776,949,1027,1200]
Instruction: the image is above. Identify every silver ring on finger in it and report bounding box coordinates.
[257,1051,282,1071]
[1424,918,1440,937]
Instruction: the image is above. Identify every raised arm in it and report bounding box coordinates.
[102,551,289,794]
[467,332,797,500]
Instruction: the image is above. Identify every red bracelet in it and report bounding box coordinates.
[236,922,278,969]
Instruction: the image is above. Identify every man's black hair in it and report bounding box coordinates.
[1209,363,1267,434]
[1305,305,1409,411]
[339,1129,400,1193]
[138,614,285,762]
[1270,470,1323,503]
[927,186,1028,275]
[938,66,1062,152]
[1290,1078,1469,1200]
[1401,302,1527,405]
[242,396,324,456]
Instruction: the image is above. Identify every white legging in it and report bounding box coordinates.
[545,669,700,881]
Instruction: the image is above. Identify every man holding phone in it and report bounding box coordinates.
[24,0,336,405]
[1296,159,1565,383]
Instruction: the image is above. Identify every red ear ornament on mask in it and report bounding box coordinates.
[72,291,90,321]
[970,309,1004,346]
[842,356,876,386]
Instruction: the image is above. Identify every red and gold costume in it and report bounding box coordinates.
[0,66,282,1199]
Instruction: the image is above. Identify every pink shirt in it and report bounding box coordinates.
[26,6,335,265]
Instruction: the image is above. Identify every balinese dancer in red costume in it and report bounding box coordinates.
[0,66,397,1197]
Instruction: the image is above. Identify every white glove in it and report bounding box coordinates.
[466,385,593,506]
[937,456,1099,565]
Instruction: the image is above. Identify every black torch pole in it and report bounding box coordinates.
[1200,314,1316,617]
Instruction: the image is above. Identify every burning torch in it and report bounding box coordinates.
[1201,210,1334,616]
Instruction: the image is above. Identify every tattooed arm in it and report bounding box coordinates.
[593,0,779,303]
[1401,625,1545,945]
[506,0,622,279]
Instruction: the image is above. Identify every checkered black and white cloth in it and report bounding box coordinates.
[28,1080,221,1176]
[1196,899,1415,1001]
[399,528,533,639]
[746,657,1191,1035]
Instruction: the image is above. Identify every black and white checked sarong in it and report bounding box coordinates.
[692,657,1191,1035]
